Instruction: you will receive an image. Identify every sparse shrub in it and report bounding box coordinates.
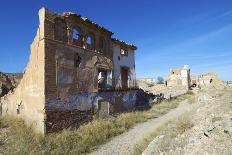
[133,113,194,154]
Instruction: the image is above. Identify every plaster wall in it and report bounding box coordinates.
[0,9,46,134]
[112,43,136,88]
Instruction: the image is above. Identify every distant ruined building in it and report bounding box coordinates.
[166,65,191,90]
[198,72,225,88]
[0,8,139,134]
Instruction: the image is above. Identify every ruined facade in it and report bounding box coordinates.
[166,65,191,90]
[190,75,197,87]
[0,8,138,134]
[198,73,224,87]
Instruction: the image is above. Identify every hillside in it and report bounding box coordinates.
[0,72,23,97]
[139,86,232,155]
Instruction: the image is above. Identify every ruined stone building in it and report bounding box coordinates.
[166,65,191,90]
[198,72,224,88]
[0,8,138,134]
[190,75,197,87]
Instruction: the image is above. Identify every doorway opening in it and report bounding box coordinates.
[121,67,129,89]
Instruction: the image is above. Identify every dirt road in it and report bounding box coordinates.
[89,99,191,155]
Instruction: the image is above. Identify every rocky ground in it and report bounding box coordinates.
[143,87,232,155]
[0,72,22,97]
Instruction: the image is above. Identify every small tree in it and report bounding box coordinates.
[157,76,164,84]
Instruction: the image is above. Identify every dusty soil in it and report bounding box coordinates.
[176,89,232,155]
[143,88,232,155]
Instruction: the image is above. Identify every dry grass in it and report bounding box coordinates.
[0,92,194,155]
[133,124,165,155]
[133,113,194,155]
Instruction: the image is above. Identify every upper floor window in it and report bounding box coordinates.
[72,28,80,41]
[54,18,68,42]
[120,48,128,56]
[72,27,83,47]
[85,33,95,50]
[99,36,105,53]
[86,36,92,45]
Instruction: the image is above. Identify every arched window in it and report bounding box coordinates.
[72,26,83,47]
[72,28,80,40]
[85,33,95,50]
[86,36,92,45]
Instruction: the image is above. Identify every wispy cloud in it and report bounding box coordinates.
[148,52,232,62]
[137,23,232,64]
[219,10,232,18]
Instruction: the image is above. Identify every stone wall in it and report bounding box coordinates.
[0,9,46,134]
[166,65,190,90]
[42,8,114,100]
[0,8,138,134]
[45,40,113,100]
[45,109,93,133]
[45,90,138,133]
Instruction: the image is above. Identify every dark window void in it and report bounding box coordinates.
[74,53,81,67]
[17,104,21,115]
[120,48,128,56]
[17,108,20,114]
[121,67,129,88]
[99,37,105,53]
[210,79,213,83]
[54,18,68,42]
[98,70,108,89]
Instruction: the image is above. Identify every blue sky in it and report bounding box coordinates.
[0,0,232,80]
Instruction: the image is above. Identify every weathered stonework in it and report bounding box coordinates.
[198,72,225,89]
[166,65,191,90]
[0,8,138,134]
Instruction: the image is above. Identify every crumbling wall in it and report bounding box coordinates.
[112,43,136,88]
[166,65,190,90]
[0,9,46,134]
[42,9,114,100]
[41,8,138,133]
[45,90,137,133]
[1,8,139,134]
[198,73,225,89]
[137,80,188,100]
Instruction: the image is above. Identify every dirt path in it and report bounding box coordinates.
[89,99,192,155]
